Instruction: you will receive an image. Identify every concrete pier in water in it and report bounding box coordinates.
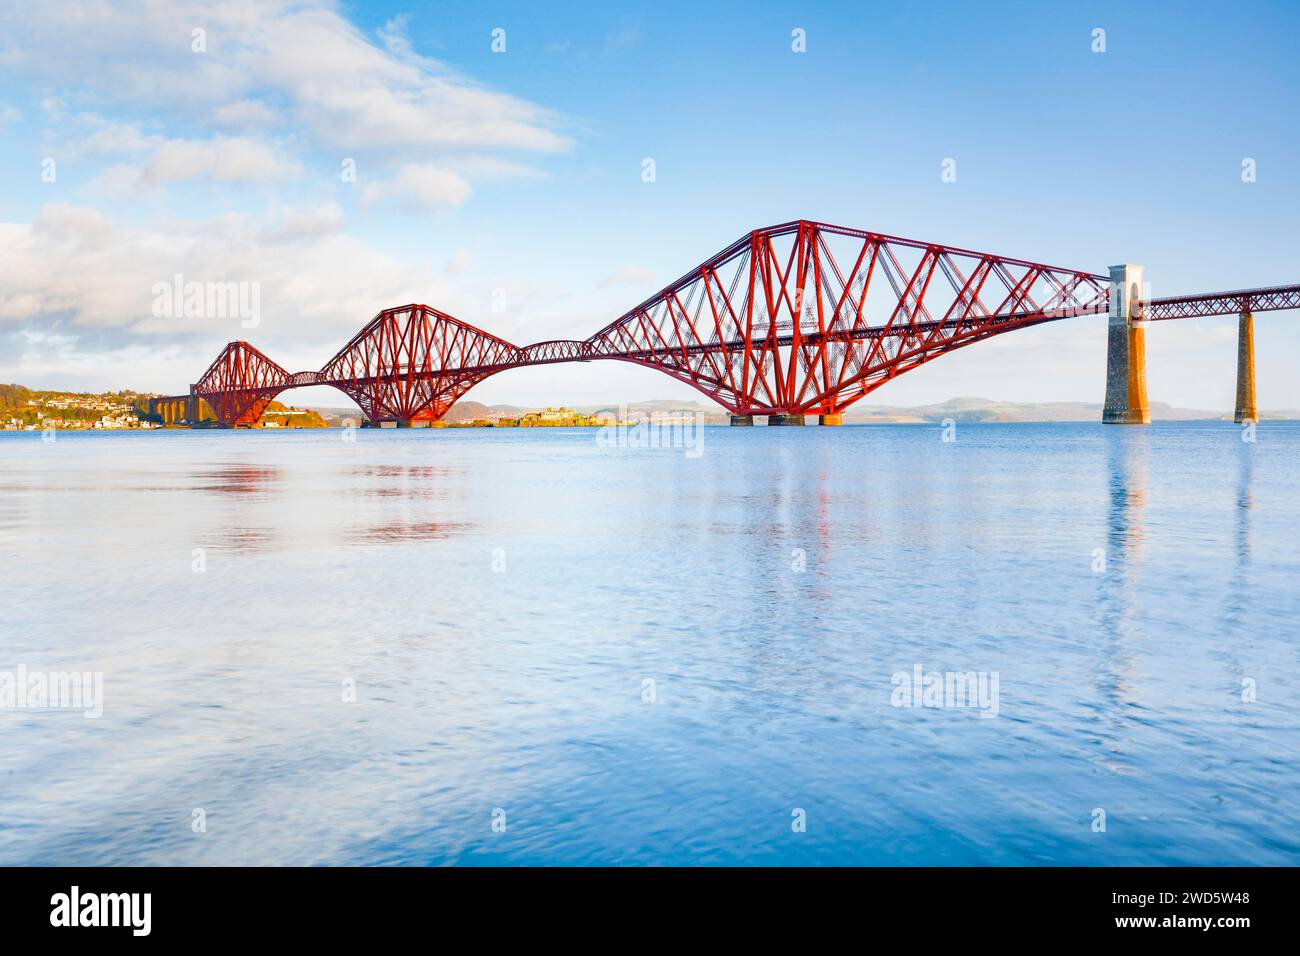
[1102,263,1150,424]
[1235,310,1258,424]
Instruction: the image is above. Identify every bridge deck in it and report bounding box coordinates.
[187,220,1300,425]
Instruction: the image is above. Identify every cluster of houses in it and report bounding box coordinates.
[3,414,159,431]
[2,395,159,430]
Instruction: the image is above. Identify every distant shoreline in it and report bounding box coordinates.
[5,384,1297,431]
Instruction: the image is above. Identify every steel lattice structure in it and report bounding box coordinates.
[318,305,521,424]
[190,220,1298,426]
[577,221,1109,415]
[194,340,292,426]
[1143,284,1300,321]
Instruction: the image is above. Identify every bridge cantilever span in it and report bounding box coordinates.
[183,220,1298,428]
[1143,284,1300,321]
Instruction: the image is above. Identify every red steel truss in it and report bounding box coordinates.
[1143,284,1300,321]
[578,220,1109,415]
[317,305,520,423]
[193,340,292,426]
[190,220,1298,426]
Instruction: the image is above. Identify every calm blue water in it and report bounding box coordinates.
[1,422,1297,865]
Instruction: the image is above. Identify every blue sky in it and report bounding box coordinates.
[1,0,1297,411]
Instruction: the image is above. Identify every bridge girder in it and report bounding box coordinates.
[188,220,1298,427]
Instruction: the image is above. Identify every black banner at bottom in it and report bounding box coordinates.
[0,866,1287,941]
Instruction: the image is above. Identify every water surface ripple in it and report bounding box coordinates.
[1,423,1296,865]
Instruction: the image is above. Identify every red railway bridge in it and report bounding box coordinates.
[175,220,1299,428]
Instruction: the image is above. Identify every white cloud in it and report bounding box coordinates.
[1,1,571,156]
[0,203,455,356]
[5,329,199,394]
[263,202,346,242]
[65,116,161,156]
[0,103,20,127]
[213,99,280,128]
[0,2,580,392]
[146,135,296,184]
[95,135,301,192]
[50,111,298,191]
[361,165,472,210]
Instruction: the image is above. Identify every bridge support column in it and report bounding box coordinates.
[1234,310,1258,424]
[1102,263,1150,425]
[818,413,844,426]
[729,414,754,426]
[768,414,806,426]
[396,420,429,428]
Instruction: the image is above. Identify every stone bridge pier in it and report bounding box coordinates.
[1102,263,1150,425]
[1235,310,1258,423]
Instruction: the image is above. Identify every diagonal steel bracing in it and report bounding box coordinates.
[190,220,1296,426]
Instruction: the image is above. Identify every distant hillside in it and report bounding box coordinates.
[441,400,529,423]
[302,395,1300,425]
[17,382,1288,428]
[260,400,327,428]
[844,397,1300,423]
[577,400,730,424]
[0,383,33,406]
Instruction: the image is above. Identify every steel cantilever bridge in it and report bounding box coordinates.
[187,220,1300,427]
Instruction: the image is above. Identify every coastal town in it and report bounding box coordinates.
[0,384,159,430]
[1,384,657,430]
